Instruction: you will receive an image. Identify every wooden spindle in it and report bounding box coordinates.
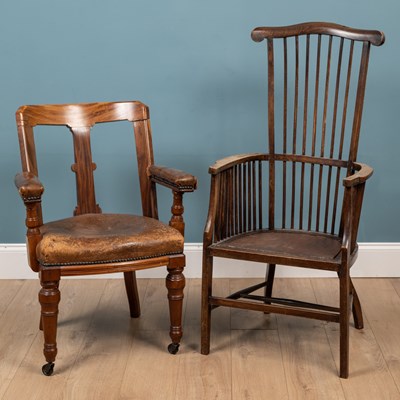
[324,38,344,233]
[268,38,275,230]
[308,35,322,230]
[239,164,243,233]
[332,40,354,234]
[258,160,263,229]
[248,161,252,231]
[299,35,310,230]
[282,37,288,229]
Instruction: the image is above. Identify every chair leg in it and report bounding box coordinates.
[264,264,276,304]
[350,279,364,330]
[39,268,61,376]
[166,255,186,354]
[124,271,141,318]
[39,280,59,330]
[264,263,276,313]
[201,253,213,355]
[264,263,276,297]
[339,267,350,379]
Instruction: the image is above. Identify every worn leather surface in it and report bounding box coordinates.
[15,172,44,201]
[149,165,197,190]
[37,213,184,266]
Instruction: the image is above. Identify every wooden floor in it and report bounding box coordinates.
[1,277,400,399]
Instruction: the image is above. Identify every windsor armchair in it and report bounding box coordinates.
[15,101,197,376]
[201,22,384,378]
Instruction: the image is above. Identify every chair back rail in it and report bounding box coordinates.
[16,101,157,218]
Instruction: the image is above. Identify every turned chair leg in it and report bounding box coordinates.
[339,268,350,379]
[124,271,141,318]
[166,255,185,354]
[201,253,213,355]
[350,279,364,330]
[39,280,59,331]
[39,268,61,376]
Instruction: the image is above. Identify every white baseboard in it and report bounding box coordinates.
[0,243,399,279]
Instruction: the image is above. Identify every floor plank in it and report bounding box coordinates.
[0,280,25,319]
[312,278,400,400]
[0,280,41,398]
[230,278,277,330]
[119,278,180,400]
[354,279,400,394]
[2,279,109,400]
[1,278,400,400]
[135,278,171,332]
[175,279,232,400]
[231,329,288,400]
[64,279,148,400]
[274,278,346,400]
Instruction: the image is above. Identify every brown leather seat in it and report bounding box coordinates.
[14,101,197,375]
[37,214,184,266]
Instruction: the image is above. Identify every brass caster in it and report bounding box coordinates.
[168,343,180,355]
[42,362,55,376]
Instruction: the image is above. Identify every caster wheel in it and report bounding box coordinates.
[42,362,55,376]
[168,343,180,355]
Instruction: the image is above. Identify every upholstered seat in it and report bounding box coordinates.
[210,230,346,270]
[15,101,197,375]
[37,214,184,266]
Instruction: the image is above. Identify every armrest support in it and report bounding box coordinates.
[14,172,44,272]
[148,165,197,237]
[343,162,373,187]
[148,165,197,192]
[15,172,44,203]
[341,163,372,256]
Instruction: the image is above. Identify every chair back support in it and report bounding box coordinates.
[213,23,384,243]
[16,101,157,218]
[253,22,384,234]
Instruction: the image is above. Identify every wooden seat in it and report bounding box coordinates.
[14,101,197,375]
[201,22,384,378]
[210,230,346,269]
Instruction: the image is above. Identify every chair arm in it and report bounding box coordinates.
[148,165,197,192]
[209,153,268,175]
[15,172,44,203]
[340,163,372,257]
[342,162,373,187]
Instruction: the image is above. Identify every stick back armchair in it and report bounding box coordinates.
[201,22,384,378]
[15,101,197,375]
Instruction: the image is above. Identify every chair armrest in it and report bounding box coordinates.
[148,165,196,236]
[341,162,372,256]
[15,172,44,203]
[343,162,373,187]
[209,153,268,175]
[148,165,197,192]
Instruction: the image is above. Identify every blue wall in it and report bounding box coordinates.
[0,0,399,242]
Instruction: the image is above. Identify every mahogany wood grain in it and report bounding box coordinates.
[14,100,197,374]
